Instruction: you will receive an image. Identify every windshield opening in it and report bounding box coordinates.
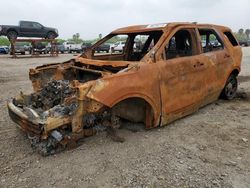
[90,31,163,61]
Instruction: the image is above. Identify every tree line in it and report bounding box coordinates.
[234,29,250,41]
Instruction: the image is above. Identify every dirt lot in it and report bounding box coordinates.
[0,49,249,188]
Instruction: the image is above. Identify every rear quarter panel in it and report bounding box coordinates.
[219,28,242,82]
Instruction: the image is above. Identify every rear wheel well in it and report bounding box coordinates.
[230,69,239,77]
[7,29,18,40]
[7,29,18,34]
[111,97,154,128]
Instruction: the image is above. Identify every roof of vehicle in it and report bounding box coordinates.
[111,22,231,34]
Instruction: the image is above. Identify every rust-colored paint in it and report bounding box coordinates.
[7,22,242,154]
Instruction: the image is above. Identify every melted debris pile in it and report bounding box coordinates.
[32,80,74,110]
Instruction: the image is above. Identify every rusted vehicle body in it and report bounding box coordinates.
[7,22,242,155]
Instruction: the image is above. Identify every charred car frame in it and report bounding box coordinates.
[7,22,242,155]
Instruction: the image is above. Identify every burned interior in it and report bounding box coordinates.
[90,31,163,61]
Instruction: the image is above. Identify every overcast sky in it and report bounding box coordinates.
[0,0,249,39]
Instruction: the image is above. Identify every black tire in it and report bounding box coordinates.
[221,74,238,100]
[47,32,56,39]
[7,30,18,40]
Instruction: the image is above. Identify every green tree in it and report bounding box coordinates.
[238,28,244,35]
[56,38,66,44]
[0,37,10,46]
[245,29,250,40]
[70,33,83,44]
[236,29,247,41]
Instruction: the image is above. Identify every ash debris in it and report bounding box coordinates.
[32,80,75,110]
[41,103,78,119]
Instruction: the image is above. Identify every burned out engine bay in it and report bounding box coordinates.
[10,58,130,155]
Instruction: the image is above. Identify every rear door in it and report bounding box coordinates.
[157,28,209,125]
[197,28,234,101]
[19,21,34,36]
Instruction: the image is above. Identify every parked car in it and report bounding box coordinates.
[82,42,92,52]
[7,22,242,155]
[24,44,32,52]
[63,41,82,53]
[110,41,126,52]
[46,43,65,54]
[239,40,250,47]
[10,43,26,55]
[0,20,58,40]
[0,46,9,54]
[56,43,65,53]
[30,42,47,54]
[95,43,110,53]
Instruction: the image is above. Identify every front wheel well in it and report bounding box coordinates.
[47,31,56,35]
[46,31,57,39]
[111,97,155,128]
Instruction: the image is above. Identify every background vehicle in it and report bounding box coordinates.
[10,43,26,55]
[24,44,31,52]
[110,41,126,52]
[82,42,92,53]
[46,42,65,54]
[63,41,82,53]
[0,21,58,40]
[30,42,47,54]
[95,43,110,53]
[56,43,65,53]
[0,46,9,54]
[239,40,250,46]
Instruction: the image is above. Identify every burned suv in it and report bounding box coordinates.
[7,23,242,155]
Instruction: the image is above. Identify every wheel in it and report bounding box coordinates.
[7,31,17,40]
[47,32,56,39]
[221,74,238,100]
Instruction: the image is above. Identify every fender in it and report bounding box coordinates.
[86,68,162,127]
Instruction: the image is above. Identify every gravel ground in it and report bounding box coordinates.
[0,49,249,188]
